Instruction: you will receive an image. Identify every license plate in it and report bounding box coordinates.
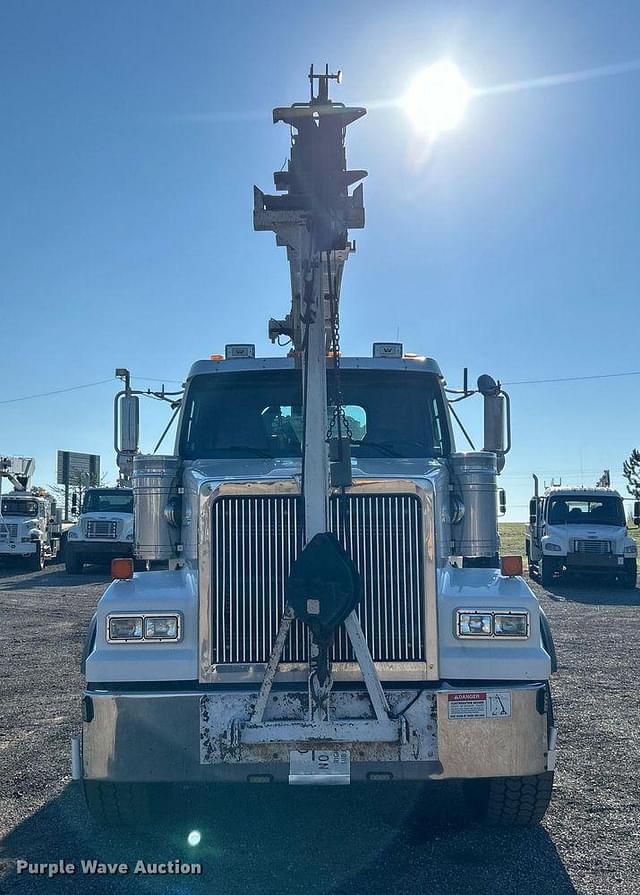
[289,749,350,785]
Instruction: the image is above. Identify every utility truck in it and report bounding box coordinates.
[0,457,63,570]
[75,68,557,829]
[526,477,638,587]
[65,486,134,574]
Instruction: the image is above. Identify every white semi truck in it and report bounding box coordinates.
[526,477,638,588]
[65,487,134,574]
[75,69,557,828]
[0,457,63,570]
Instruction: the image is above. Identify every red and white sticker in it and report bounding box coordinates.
[447,691,512,720]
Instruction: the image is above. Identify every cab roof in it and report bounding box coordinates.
[186,355,444,380]
[543,486,622,499]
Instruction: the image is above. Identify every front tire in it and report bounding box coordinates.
[540,557,556,587]
[463,771,554,827]
[621,559,637,588]
[27,543,45,572]
[83,781,155,827]
[65,551,84,575]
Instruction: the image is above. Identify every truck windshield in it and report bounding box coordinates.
[0,499,38,516]
[179,369,450,460]
[82,491,133,514]
[547,496,626,527]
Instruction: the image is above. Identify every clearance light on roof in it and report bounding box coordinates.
[209,354,224,361]
[225,344,256,359]
[373,342,403,358]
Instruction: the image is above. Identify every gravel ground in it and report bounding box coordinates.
[1,562,639,895]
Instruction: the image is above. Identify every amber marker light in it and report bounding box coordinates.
[111,557,134,580]
[501,555,523,577]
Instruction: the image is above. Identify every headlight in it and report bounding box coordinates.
[494,612,529,637]
[624,544,637,555]
[68,530,79,539]
[455,609,530,639]
[124,531,134,541]
[544,542,562,552]
[144,615,179,640]
[108,616,143,642]
[107,613,181,643]
[457,611,492,637]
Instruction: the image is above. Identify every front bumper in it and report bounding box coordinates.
[564,553,626,572]
[68,541,133,563]
[0,541,37,557]
[81,683,553,783]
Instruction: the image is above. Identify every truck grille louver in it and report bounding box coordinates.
[574,539,610,555]
[210,493,425,665]
[2,523,18,539]
[85,520,118,539]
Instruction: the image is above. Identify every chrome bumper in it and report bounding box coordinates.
[81,683,553,783]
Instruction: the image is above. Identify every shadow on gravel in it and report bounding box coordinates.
[0,567,110,589]
[546,579,640,607]
[1,782,577,895]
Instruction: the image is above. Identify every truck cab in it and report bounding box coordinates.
[526,484,637,588]
[0,491,61,571]
[65,487,134,575]
[77,353,557,828]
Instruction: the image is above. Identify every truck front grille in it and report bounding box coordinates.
[86,520,118,539]
[210,493,425,665]
[2,523,18,539]
[574,539,610,555]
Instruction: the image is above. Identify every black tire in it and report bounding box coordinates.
[83,781,155,827]
[540,557,555,588]
[27,543,45,572]
[65,552,84,575]
[463,771,554,827]
[620,559,637,588]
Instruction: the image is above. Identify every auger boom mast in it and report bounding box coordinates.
[254,65,367,353]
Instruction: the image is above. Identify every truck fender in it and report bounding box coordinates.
[81,613,98,675]
[539,607,558,673]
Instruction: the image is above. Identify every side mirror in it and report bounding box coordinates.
[634,500,640,527]
[115,393,140,454]
[498,488,507,516]
[478,375,510,467]
[529,498,537,526]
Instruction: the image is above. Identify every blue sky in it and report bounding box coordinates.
[1,0,640,520]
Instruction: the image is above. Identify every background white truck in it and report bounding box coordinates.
[0,456,63,570]
[65,486,134,575]
[526,477,638,587]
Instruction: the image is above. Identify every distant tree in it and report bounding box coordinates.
[622,449,640,499]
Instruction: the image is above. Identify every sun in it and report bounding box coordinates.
[402,61,472,138]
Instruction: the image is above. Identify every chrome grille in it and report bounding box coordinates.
[1,523,18,539]
[210,493,425,665]
[86,520,118,539]
[574,539,610,555]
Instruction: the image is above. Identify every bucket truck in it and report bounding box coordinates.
[74,67,557,829]
[0,457,63,570]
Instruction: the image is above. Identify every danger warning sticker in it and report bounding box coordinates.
[447,691,512,720]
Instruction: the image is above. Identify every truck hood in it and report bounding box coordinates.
[545,524,629,551]
[184,456,444,484]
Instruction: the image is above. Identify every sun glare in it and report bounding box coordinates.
[402,61,471,138]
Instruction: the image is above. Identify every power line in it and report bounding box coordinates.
[504,370,640,386]
[0,378,114,405]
